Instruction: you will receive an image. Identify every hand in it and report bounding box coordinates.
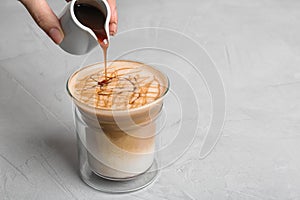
[19,0,118,44]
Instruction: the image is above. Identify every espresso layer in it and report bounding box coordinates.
[103,125,155,153]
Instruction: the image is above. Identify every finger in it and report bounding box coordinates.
[107,0,118,35]
[109,22,117,36]
[19,0,64,44]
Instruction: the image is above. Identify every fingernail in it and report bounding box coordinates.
[49,28,63,44]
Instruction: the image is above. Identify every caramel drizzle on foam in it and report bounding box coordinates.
[74,66,161,109]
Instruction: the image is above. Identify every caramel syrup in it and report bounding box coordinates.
[74,3,109,80]
[75,67,161,109]
[73,5,161,109]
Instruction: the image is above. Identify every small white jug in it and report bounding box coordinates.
[59,0,111,55]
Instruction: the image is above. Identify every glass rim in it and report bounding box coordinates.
[66,60,170,112]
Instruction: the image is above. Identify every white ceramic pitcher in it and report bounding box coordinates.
[59,0,111,55]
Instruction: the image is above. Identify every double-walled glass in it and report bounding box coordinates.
[67,60,169,192]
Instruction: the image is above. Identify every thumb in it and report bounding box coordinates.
[19,0,64,44]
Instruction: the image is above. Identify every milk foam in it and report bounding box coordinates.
[69,61,166,110]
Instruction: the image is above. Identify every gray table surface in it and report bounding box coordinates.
[1,0,300,199]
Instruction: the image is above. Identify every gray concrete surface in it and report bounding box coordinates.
[1,0,300,199]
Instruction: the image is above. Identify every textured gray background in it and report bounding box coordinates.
[1,0,300,199]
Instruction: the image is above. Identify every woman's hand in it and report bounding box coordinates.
[19,0,118,44]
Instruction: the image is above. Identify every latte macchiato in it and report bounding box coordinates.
[68,60,168,179]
